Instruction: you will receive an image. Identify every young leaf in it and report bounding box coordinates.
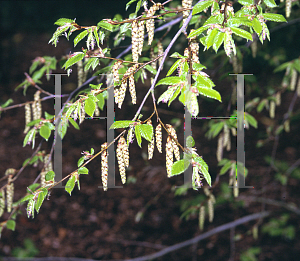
[74,30,89,47]
[96,93,105,110]
[206,28,218,49]
[97,20,113,32]
[213,31,225,53]
[78,167,89,174]
[84,97,96,117]
[245,113,258,128]
[192,0,213,15]
[6,220,16,231]
[197,87,222,102]
[77,157,85,167]
[136,124,153,142]
[110,120,135,129]
[194,156,211,186]
[156,76,182,87]
[238,0,253,5]
[54,18,74,26]
[35,189,47,213]
[65,175,76,196]
[220,161,233,175]
[186,136,195,148]
[251,18,263,35]
[69,118,80,130]
[167,59,181,76]
[62,52,85,70]
[231,27,252,41]
[262,13,287,23]
[145,65,157,75]
[45,171,55,181]
[171,159,190,176]
[135,125,142,147]
[263,0,277,8]
[39,125,51,141]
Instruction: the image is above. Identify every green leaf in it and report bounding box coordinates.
[220,161,233,175]
[238,0,253,5]
[262,13,287,23]
[39,125,51,141]
[78,167,89,174]
[167,59,181,76]
[192,0,213,15]
[194,156,211,186]
[23,128,34,147]
[192,63,206,71]
[206,28,218,49]
[84,98,96,117]
[252,18,263,35]
[58,118,68,139]
[145,64,157,75]
[0,98,13,108]
[136,124,153,142]
[110,120,135,129]
[84,57,99,71]
[197,86,222,102]
[26,119,41,127]
[74,30,89,47]
[35,189,47,213]
[54,18,74,26]
[77,157,85,167]
[170,52,186,59]
[188,26,208,38]
[62,52,85,70]
[96,93,105,110]
[135,125,142,147]
[6,220,16,231]
[231,27,252,41]
[97,20,113,32]
[45,171,55,181]
[19,194,34,203]
[171,159,190,176]
[168,85,181,106]
[93,28,100,47]
[245,113,257,128]
[186,136,195,148]
[156,76,182,87]
[186,92,199,117]
[69,118,80,130]
[126,0,138,10]
[65,175,76,196]
[45,112,54,120]
[213,31,225,53]
[264,0,277,8]
[227,18,253,28]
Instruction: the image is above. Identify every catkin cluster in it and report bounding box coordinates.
[112,60,123,86]
[116,136,129,184]
[24,103,32,134]
[165,124,180,177]
[155,123,162,153]
[182,0,192,27]
[115,65,138,108]
[101,143,108,191]
[0,189,5,217]
[286,0,292,18]
[41,154,53,187]
[132,20,145,63]
[32,91,42,121]
[146,3,162,46]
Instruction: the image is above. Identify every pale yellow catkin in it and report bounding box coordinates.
[251,40,257,58]
[233,180,239,198]
[131,20,139,63]
[155,124,162,153]
[77,60,84,87]
[150,48,157,84]
[112,60,122,86]
[24,103,32,134]
[6,172,15,213]
[193,166,202,189]
[147,120,155,160]
[284,119,290,132]
[199,205,205,231]
[275,92,281,106]
[269,100,275,119]
[157,41,164,67]
[182,0,192,26]
[290,69,297,91]
[117,138,126,184]
[286,0,292,18]
[166,136,174,177]
[33,91,42,120]
[101,143,108,191]
[79,103,85,124]
[166,124,180,161]
[146,3,162,46]
[138,20,145,55]
[0,189,5,217]
[216,134,223,162]
[207,199,214,222]
[297,77,300,97]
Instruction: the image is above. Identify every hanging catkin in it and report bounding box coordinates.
[166,124,180,161]
[101,143,108,191]
[24,103,32,134]
[138,20,145,55]
[157,41,164,67]
[117,137,127,184]
[0,189,5,217]
[146,3,162,46]
[33,91,42,120]
[182,0,192,26]
[166,136,174,177]
[112,60,122,86]
[147,120,155,159]
[155,123,162,153]
[131,20,139,63]
[5,169,16,213]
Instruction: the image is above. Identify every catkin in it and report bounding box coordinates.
[199,205,205,231]
[112,60,122,86]
[166,136,174,177]
[275,92,281,106]
[166,124,180,161]
[33,91,42,121]
[286,0,292,18]
[284,119,290,132]
[216,134,223,162]
[146,3,162,46]
[157,41,164,67]
[94,105,100,117]
[131,20,139,63]
[77,60,84,87]
[101,143,108,191]
[138,20,145,55]
[290,69,297,91]
[269,100,275,119]
[155,124,162,153]
[0,189,5,217]
[193,165,202,189]
[207,199,214,222]
[147,120,155,160]
[79,103,85,124]
[5,169,15,213]
[24,103,32,134]
[182,0,192,26]
[233,180,239,197]
[251,40,257,58]
[42,154,52,187]
[117,138,127,184]
[150,48,157,84]
[223,124,229,148]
